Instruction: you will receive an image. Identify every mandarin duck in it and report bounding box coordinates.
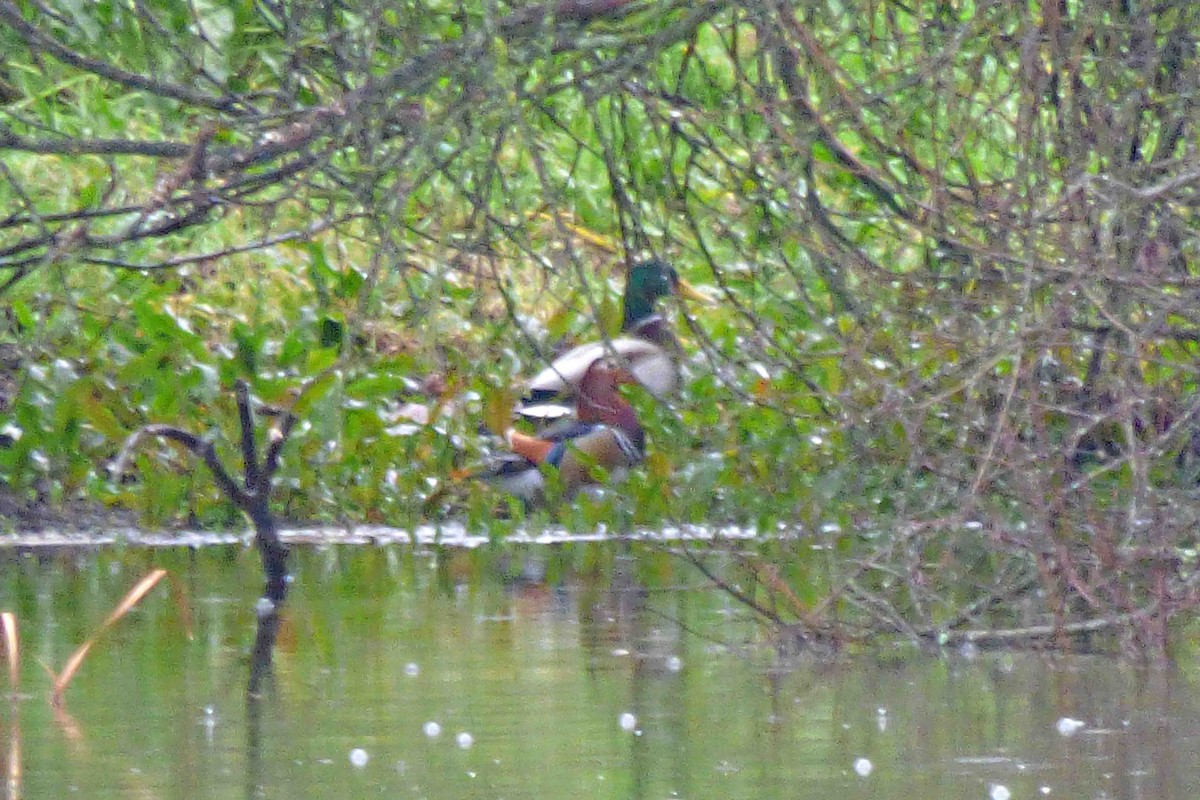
[485,357,645,504]
[518,259,709,422]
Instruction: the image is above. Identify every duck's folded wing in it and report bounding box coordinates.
[526,338,675,400]
[556,426,644,488]
[539,420,602,443]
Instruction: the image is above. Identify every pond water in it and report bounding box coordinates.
[0,542,1197,799]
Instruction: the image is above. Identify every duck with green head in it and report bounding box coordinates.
[519,259,709,421]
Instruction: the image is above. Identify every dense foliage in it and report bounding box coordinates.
[5,0,1200,655]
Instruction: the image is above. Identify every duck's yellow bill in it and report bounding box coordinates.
[677,279,716,305]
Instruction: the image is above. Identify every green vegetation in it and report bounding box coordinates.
[4,0,1200,655]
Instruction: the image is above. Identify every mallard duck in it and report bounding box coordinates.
[485,357,645,503]
[518,259,709,421]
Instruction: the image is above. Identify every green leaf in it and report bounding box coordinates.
[11,300,35,330]
[306,242,334,307]
[306,347,339,374]
[232,323,263,375]
[78,181,100,209]
[319,316,344,350]
[337,267,366,299]
[345,374,412,400]
[279,328,310,367]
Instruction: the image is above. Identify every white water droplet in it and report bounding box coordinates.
[349,748,369,768]
[404,662,420,677]
[1040,787,1052,795]
[666,656,683,672]
[853,757,873,777]
[423,721,442,738]
[619,712,637,732]
[1056,717,1085,736]
[989,784,1011,800]
[200,704,217,740]
[254,597,275,618]
[456,732,474,749]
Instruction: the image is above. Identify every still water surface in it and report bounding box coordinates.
[1,543,1197,799]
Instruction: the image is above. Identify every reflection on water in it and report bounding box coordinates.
[0,544,1197,799]
[0,522,762,550]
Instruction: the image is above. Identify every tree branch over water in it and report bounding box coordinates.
[112,380,296,605]
[0,0,676,283]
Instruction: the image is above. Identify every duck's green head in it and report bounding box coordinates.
[623,259,710,329]
[623,260,680,328]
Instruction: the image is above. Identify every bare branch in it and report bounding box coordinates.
[0,0,242,112]
[111,424,247,509]
[235,381,261,494]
